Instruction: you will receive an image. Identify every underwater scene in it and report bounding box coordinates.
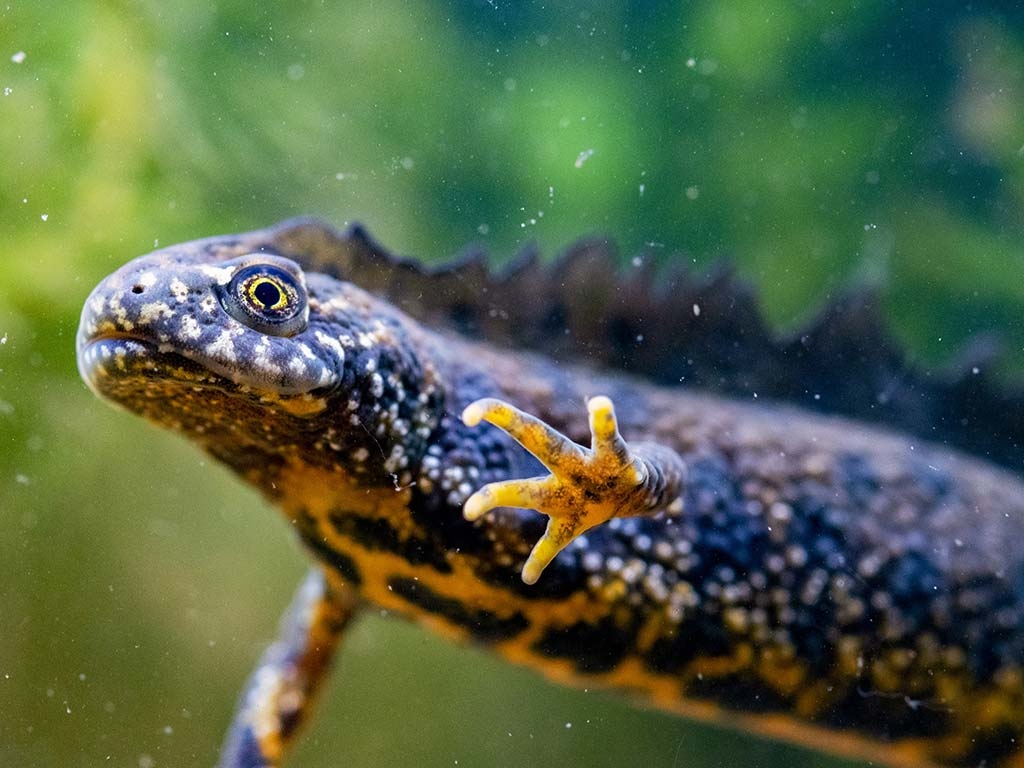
[3,3,1024,767]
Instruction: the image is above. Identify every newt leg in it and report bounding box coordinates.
[462,395,687,585]
[217,568,359,768]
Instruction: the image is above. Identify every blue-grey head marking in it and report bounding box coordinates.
[77,249,342,397]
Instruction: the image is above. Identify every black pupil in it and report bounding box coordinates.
[253,279,283,309]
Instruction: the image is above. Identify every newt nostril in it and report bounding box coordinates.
[131,284,145,294]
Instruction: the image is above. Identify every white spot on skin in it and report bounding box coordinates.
[107,294,133,331]
[314,331,346,363]
[138,302,175,324]
[199,265,236,285]
[199,295,218,315]
[205,330,238,362]
[179,315,202,340]
[169,278,189,302]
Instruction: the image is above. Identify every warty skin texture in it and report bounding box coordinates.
[78,220,1024,768]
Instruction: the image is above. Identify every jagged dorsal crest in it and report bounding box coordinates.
[259,217,1024,474]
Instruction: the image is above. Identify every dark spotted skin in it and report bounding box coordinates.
[77,219,1024,768]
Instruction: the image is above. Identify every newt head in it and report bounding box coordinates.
[76,230,446,494]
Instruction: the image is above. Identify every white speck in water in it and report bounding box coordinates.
[548,185,554,201]
[692,303,701,316]
[65,703,71,714]
[639,183,645,196]
[503,77,516,91]
[685,186,699,200]
[78,673,86,681]
[400,156,414,170]
[335,172,358,181]
[138,756,155,768]
[631,255,643,267]
[635,334,644,343]
[814,393,821,401]
[477,223,490,235]
[162,725,173,735]
[565,721,572,729]
[287,63,304,80]
[686,57,696,68]
[972,366,980,375]
[40,213,48,221]
[863,222,877,231]
[3,87,11,96]
[11,51,26,64]
[574,148,594,168]
[1,333,7,344]
[15,474,29,485]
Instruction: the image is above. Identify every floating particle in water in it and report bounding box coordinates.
[40,213,48,221]
[11,51,26,64]
[574,149,594,168]
[693,304,701,317]
[685,186,699,200]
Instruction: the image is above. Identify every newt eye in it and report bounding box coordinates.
[222,263,308,337]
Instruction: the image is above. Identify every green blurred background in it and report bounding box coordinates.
[2,2,1023,766]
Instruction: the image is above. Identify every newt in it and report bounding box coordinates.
[76,218,1024,767]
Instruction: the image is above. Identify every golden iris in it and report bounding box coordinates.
[221,263,308,337]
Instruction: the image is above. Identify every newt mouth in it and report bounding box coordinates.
[77,334,231,398]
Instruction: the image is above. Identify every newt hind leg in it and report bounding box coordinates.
[462,395,687,585]
[217,569,358,768]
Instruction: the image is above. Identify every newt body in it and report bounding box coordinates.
[77,219,1024,767]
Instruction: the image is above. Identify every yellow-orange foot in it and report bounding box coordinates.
[462,395,687,585]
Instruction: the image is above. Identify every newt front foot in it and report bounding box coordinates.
[462,395,687,585]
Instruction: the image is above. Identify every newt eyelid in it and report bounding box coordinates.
[78,217,1024,768]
